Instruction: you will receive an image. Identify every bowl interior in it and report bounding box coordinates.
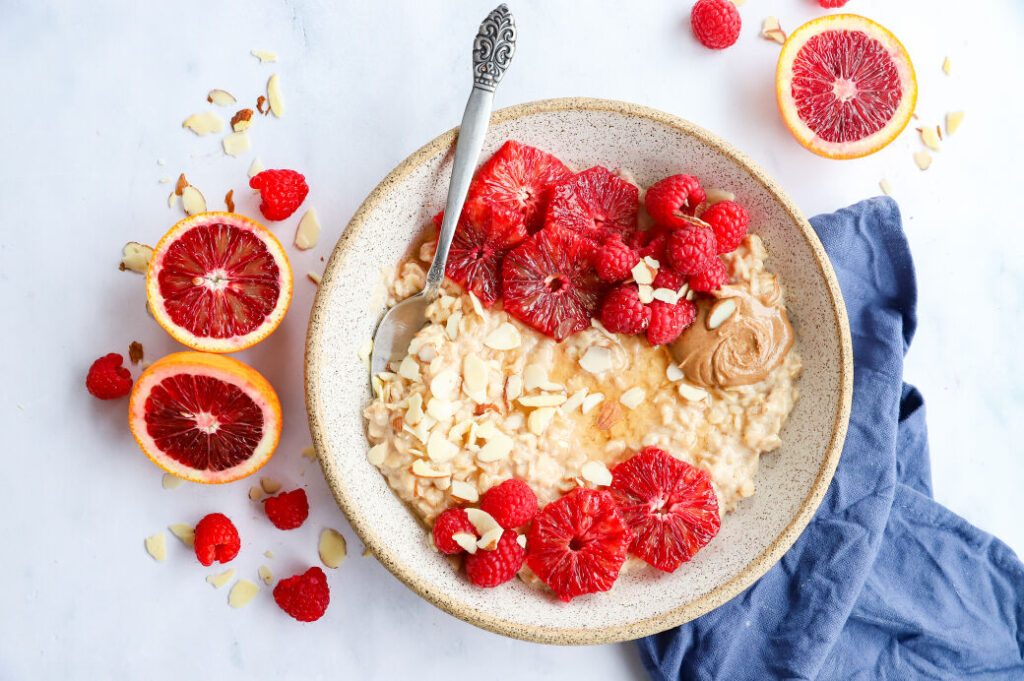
[306,99,850,644]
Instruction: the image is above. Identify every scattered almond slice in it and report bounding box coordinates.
[258,565,274,585]
[879,178,893,196]
[260,477,282,495]
[207,89,237,106]
[477,433,513,462]
[642,255,660,272]
[527,407,556,435]
[181,185,207,215]
[144,533,167,561]
[581,461,613,486]
[445,310,463,340]
[946,111,965,136]
[367,443,387,466]
[426,397,455,421]
[174,174,189,196]
[168,192,177,209]
[265,550,275,559]
[267,74,285,117]
[465,508,502,536]
[518,393,567,408]
[517,534,527,549]
[581,392,605,414]
[637,285,655,304]
[477,528,503,551]
[579,345,613,374]
[248,485,263,501]
[707,298,737,329]
[182,111,224,136]
[631,261,654,285]
[357,339,373,370]
[319,528,348,568]
[761,16,786,44]
[301,445,317,460]
[294,209,321,250]
[652,287,678,304]
[942,56,951,75]
[450,480,479,503]
[913,150,933,171]
[119,242,153,273]
[705,188,735,205]
[451,532,478,554]
[430,370,460,400]
[159,177,172,184]
[561,388,588,414]
[206,569,235,589]
[222,131,250,157]
[666,364,685,382]
[231,108,254,132]
[411,459,448,478]
[228,580,259,608]
[619,387,646,410]
[405,393,424,425]
[251,49,278,63]
[166,523,194,548]
[920,126,941,152]
[483,323,521,350]
[427,428,459,462]
[678,382,708,402]
[161,474,183,492]
[398,356,420,380]
[463,354,488,402]
[248,157,265,178]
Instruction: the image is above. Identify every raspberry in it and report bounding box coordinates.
[273,567,330,622]
[691,0,742,50]
[701,201,749,253]
[432,508,477,554]
[249,169,309,221]
[264,489,309,530]
[644,175,706,228]
[480,479,538,529]
[652,268,687,292]
[465,529,526,588]
[595,237,641,283]
[817,0,849,7]
[193,513,240,566]
[666,225,718,275]
[86,353,133,400]
[639,233,669,263]
[647,299,697,346]
[688,257,729,292]
[600,285,651,335]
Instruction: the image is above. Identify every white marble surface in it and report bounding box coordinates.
[2,0,1021,678]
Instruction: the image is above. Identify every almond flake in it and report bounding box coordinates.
[465,508,501,536]
[946,111,965,136]
[517,534,527,549]
[483,323,521,350]
[182,111,224,136]
[462,354,488,402]
[260,477,282,494]
[477,528,503,551]
[445,311,462,340]
[231,108,254,132]
[707,298,737,329]
[161,472,182,489]
[449,480,479,503]
[248,157,265,178]
[251,49,278,63]
[477,433,513,462]
[319,528,348,568]
[222,131,250,157]
[302,445,317,460]
[258,565,274,585]
[451,532,478,554]
[175,174,189,195]
[120,242,153,273]
[920,126,941,152]
[207,89,237,106]
[307,271,322,285]
[527,407,556,435]
[913,150,933,171]
[505,374,523,401]
[426,397,455,421]
[761,17,786,44]
[638,285,654,304]
[686,289,695,301]
[398,356,420,380]
[642,255,661,272]
[653,287,679,304]
[581,392,605,414]
[430,370,460,400]
[678,382,708,402]
[468,293,485,317]
[181,185,207,215]
[159,177,172,183]
[411,459,448,478]
[144,533,167,561]
[427,428,459,462]
[581,461,613,486]
[367,443,387,466]
[705,188,735,205]
[879,178,894,196]
[357,339,373,369]
[619,387,646,410]
[265,550,275,558]
[561,388,588,414]
[942,56,951,75]
[168,523,195,547]
[405,393,424,425]
[631,261,654,285]
[228,580,259,608]
[518,393,567,408]
[579,346,613,374]
[267,74,285,117]
[206,568,235,589]
[294,209,321,250]
[666,364,685,382]
[248,485,263,501]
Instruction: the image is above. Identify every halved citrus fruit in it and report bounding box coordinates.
[129,351,282,483]
[146,212,293,353]
[776,14,917,159]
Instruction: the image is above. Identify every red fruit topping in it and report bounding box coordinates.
[817,0,848,7]
[645,175,707,228]
[440,199,529,306]
[646,299,697,346]
[502,228,606,341]
[480,479,538,529]
[468,141,572,232]
[702,201,749,254]
[666,225,718,275]
[264,488,309,530]
[432,508,478,555]
[193,513,240,566]
[691,0,742,50]
[86,353,133,400]
[600,285,651,335]
[652,268,687,292]
[609,447,720,572]
[249,169,309,221]
[544,166,639,242]
[273,567,330,622]
[525,488,633,602]
[639,233,669,263]
[688,258,729,292]
[595,237,641,283]
[465,529,527,588]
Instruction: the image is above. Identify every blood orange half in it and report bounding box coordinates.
[776,15,917,159]
[129,352,281,483]
[146,212,293,353]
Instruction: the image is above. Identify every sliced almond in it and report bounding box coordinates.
[707,298,737,329]
[429,370,459,400]
[248,485,263,501]
[207,89,237,106]
[267,74,285,117]
[258,565,274,585]
[248,157,265,178]
[462,354,488,402]
[505,374,523,401]
[518,393,566,408]
[678,382,709,402]
[652,287,678,304]
[449,480,479,503]
[411,459,448,478]
[619,387,646,410]
[477,527,503,551]
[581,392,605,414]
[579,345,613,374]
[464,508,501,536]
[920,126,941,152]
[942,56,951,75]
[580,461,613,486]
[169,191,178,210]
[295,209,321,250]
[357,339,373,369]
[760,16,786,44]
[405,393,424,425]
[161,472,182,490]
[666,364,685,382]
[260,477,282,494]
[231,108,254,132]
[308,271,322,286]
[319,528,348,568]
[398,355,420,380]
[222,131,250,157]
[301,445,317,460]
[367,443,387,466]
[705,188,735,205]
[523,364,548,391]
[561,388,588,414]
[637,284,654,304]
[144,533,167,562]
[468,293,485,317]
[527,407,556,435]
[228,580,259,608]
[182,111,224,136]
[483,323,521,350]
[879,178,894,196]
[427,428,459,462]
[631,260,654,285]
[251,49,278,63]
[168,523,195,547]
[451,532,478,554]
[477,433,513,462]
[913,150,933,171]
[642,255,661,272]
[181,185,207,215]
[119,242,153,273]
[946,111,965,136]
[426,397,455,422]
[206,568,235,589]
[446,310,462,340]
[517,534,527,549]
[265,550,275,558]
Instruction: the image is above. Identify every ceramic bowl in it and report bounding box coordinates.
[305,98,852,645]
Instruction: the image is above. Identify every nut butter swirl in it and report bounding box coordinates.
[670,280,793,388]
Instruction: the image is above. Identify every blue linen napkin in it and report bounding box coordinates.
[637,197,1024,680]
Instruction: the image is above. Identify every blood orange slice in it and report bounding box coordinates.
[146,212,293,353]
[129,352,281,483]
[776,15,917,159]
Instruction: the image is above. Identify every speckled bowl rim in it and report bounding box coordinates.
[305,97,853,645]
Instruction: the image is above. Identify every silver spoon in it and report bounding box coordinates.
[370,4,517,380]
